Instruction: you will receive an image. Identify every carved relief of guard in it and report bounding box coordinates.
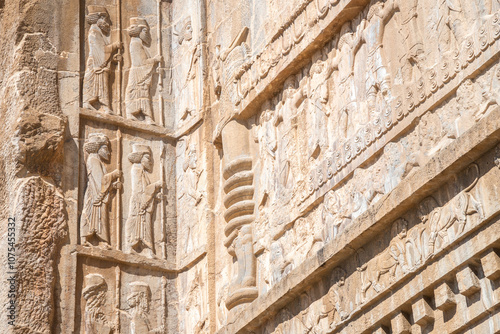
[125,17,163,124]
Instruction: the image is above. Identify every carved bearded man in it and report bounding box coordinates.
[82,274,113,334]
[81,133,121,248]
[126,144,162,258]
[125,17,162,124]
[83,6,120,114]
[127,282,164,334]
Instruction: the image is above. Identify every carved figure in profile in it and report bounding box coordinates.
[126,282,164,334]
[178,143,204,254]
[126,144,162,258]
[353,0,398,115]
[395,0,425,83]
[437,0,467,55]
[418,164,483,258]
[255,104,277,206]
[81,133,121,249]
[275,75,305,193]
[125,17,163,124]
[330,21,363,139]
[320,267,348,330]
[305,52,335,158]
[82,274,113,334]
[83,6,121,114]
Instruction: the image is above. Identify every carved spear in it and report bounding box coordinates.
[160,144,167,259]
[157,0,165,127]
[116,129,122,250]
[115,0,123,116]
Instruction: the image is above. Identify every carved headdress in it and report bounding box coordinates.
[338,22,353,50]
[84,133,110,154]
[87,5,108,16]
[82,274,107,298]
[128,143,152,164]
[129,17,149,28]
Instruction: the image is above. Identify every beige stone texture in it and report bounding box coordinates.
[1,0,500,333]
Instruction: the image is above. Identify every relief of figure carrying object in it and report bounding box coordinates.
[83,6,122,114]
[178,143,204,254]
[304,50,336,159]
[82,274,114,334]
[122,282,165,334]
[352,0,398,116]
[254,103,277,207]
[318,267,349,331]
[81,133,122,249]
[125,17,163,124]
[126,144,162,258]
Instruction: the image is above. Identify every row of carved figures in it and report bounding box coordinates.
[83,6,162,124]
[82,132,164,258]
[82,274,165,334]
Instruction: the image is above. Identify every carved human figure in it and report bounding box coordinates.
[178,143,203,254]
[126,144,162,258]
[437,0,467,55]
[305,54,335,158]
[330,22,363,139]
[321,191,344,241]
[126,282,164,334]
[275,76,305,193]
[255,105,277,206]
[125,17,162,124]
[83,6,121,114]
[228,224,257,296]
[353,0,398,115]
[81,133,121,249]
[319,268,348,330]
[175,16,200,123]
[82,274,113,334]
[395,0,425,83]
[185,274,206,334]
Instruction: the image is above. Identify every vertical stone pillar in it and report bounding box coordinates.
[221,120,258,309]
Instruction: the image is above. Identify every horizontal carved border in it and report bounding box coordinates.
[72,244,207,273]
[80,108,204,140]
[217,103,500,333]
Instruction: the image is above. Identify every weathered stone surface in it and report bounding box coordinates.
[1,0,500,333]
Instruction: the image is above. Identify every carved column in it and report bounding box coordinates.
[221,120,258,309]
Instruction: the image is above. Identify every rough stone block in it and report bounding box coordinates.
[434,281,456,311]
[481,249,500,281]
[457,266,481,297]
[372,325,390,334]
[412,296,434,326]
[391,311,411,334]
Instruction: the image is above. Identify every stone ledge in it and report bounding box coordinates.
[217,105,500,333]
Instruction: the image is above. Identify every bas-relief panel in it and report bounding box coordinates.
[82,1,170,127]
[177,259,210,334]
[213,0,500,326]
[254,144,500,334]
[80,121,175,258]
[175,131,208,261]
[77,257,169,334]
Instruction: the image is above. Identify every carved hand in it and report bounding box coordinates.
[155,55,164,64]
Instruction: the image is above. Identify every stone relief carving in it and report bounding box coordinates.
[126,144,162,258]
[126,282,165,333]
[83,6,121,114]
[125,17,163,124]
[178,142,204,255]
[83,274,114,334]
[319,267,348,330]
[81,133,122,249]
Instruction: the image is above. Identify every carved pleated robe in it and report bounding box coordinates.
[125,37,156,119]
[83,25,112,107]
[81,154,113,243]
[126,165,156,252]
